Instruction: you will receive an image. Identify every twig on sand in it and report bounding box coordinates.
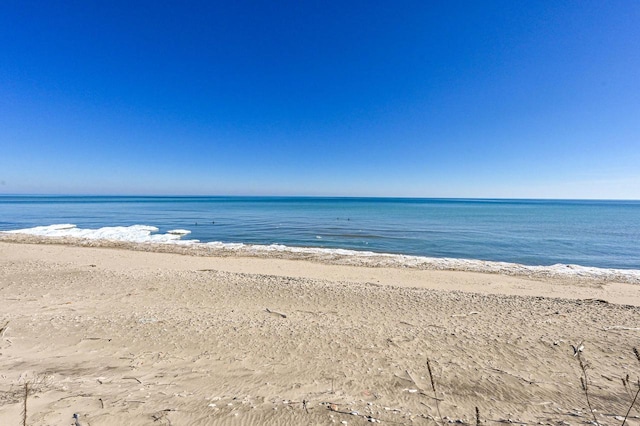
[491,419,528,425]
[603,326,640,331]
[420,393,445,402]
[405,370,421,389]
[451,311,480,318]
[582,298,609,304]
[152,408,176,423]
[265,308,287,318]
[488,367,536,385]
[123,376,142,384]
[394,373,413,383]
[0,321,9,338]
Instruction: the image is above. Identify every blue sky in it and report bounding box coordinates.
[1,1,639,198]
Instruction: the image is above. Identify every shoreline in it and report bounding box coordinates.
[2,232,640,286]
[1,240,640,424]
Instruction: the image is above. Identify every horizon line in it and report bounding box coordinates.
[1,193,639,202]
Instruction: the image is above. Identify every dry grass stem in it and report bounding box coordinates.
[623,374,635,401]
[573,343,598,425]
[427,358,445,426]
[22,382,28,426]
[621,347,640,426]
[621,379,640,426]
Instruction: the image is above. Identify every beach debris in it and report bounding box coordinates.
[265,308,287,318]
[73,413,87,426]
[167,229,191,236]
[22,382,29,426]
[151,409,176,423]
[426,358,446,426]
[451,311,480,318]
[0,320,9,338]
[581,298,609,304]
[82,337,112,342]
[570,342,584,357]
[489,367,536,385]
[123,376,143,384]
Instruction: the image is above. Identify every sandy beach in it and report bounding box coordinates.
[1,239,639,426]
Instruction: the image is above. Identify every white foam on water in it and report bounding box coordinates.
[3,224,198,244]
[219,242,640,283]
[3,223,640,282]
[207,241,640,282]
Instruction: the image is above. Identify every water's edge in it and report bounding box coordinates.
[2,229,639,285]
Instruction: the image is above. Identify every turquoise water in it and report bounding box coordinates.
[1,196,639,270]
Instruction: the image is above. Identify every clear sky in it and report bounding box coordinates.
[1,1,639,198]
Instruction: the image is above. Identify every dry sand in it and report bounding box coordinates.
[1,240,639,425]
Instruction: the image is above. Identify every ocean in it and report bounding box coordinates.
[1,196,639,271]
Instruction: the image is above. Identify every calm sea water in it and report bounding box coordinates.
[1,196,639,270]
